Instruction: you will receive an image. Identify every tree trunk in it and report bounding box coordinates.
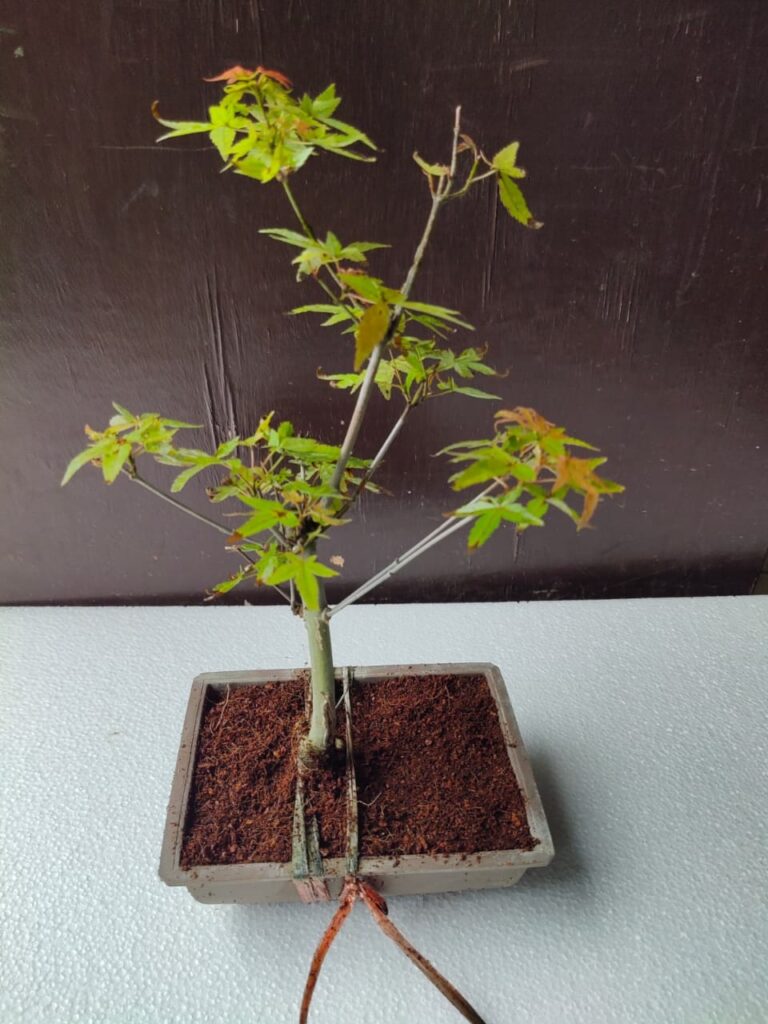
[303,580,336,760]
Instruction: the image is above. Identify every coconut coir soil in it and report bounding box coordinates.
[181,674,535,868]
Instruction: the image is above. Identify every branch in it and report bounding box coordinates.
[447,104,462,180]
[326,107,464,499]
[334,401,414,521]
[327,480,495,618]
[366,402,413,480]
[125,469,244,542]
[325,516,467,619]
[122,469,292,604]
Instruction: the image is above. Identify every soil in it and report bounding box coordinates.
[181,673,536,868]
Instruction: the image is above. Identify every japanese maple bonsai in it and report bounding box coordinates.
[62,66,622,1022]
[63,65,620,764]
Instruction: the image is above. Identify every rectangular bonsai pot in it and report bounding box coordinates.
[159,663,554,904]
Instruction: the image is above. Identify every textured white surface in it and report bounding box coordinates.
[1,598,766,1024]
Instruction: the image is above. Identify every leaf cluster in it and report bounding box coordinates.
[319,338,499,404]
[61,405,377,608]
[152,69,376,183]
[443,407,624,549]
[260,227,388,282]
[292,267,492,381]
[446,136,543,230]
[211,544,337,610]
[60,406,200,486]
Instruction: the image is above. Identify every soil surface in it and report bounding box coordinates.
[181,673,536,868]
[352,674,535,857]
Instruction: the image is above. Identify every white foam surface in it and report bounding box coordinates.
[1,597,766,1023]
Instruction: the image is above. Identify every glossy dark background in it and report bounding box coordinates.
[1,1,766,605]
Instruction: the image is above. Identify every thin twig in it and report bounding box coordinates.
[447,105,462,181]
[125,469,237,541]
[127,468,287,552]
[121,468,292,603]
[365,402,413,479]
[251,582,291,604]
[334,401,414,519]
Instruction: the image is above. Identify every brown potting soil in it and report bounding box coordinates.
[352,674,535,857]
[180,674,536,868]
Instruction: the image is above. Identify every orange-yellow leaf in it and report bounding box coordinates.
[552,455,613,529]
[203,65,292,88]
[204,65,255,83]
[552,455,611,493]
[578,489,599,530]
[256,66,292,88]
[354,301,390,371]
[495,406,554,434]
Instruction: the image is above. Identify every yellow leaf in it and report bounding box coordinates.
[354,301,390,371]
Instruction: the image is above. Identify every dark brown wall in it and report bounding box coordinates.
[1,2,766,605]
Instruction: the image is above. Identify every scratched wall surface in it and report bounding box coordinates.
[1,2,766,605]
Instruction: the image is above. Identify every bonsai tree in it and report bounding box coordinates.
[63,65,621,762]
[62,66,622,1021]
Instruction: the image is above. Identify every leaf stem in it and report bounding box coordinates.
[449,167,497,200]
[281,179,348,296]
[281,178,314,239]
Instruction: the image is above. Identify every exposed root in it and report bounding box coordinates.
[358,880,488,1024]
[300,876,488,1024]
[300,878,357,1023]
